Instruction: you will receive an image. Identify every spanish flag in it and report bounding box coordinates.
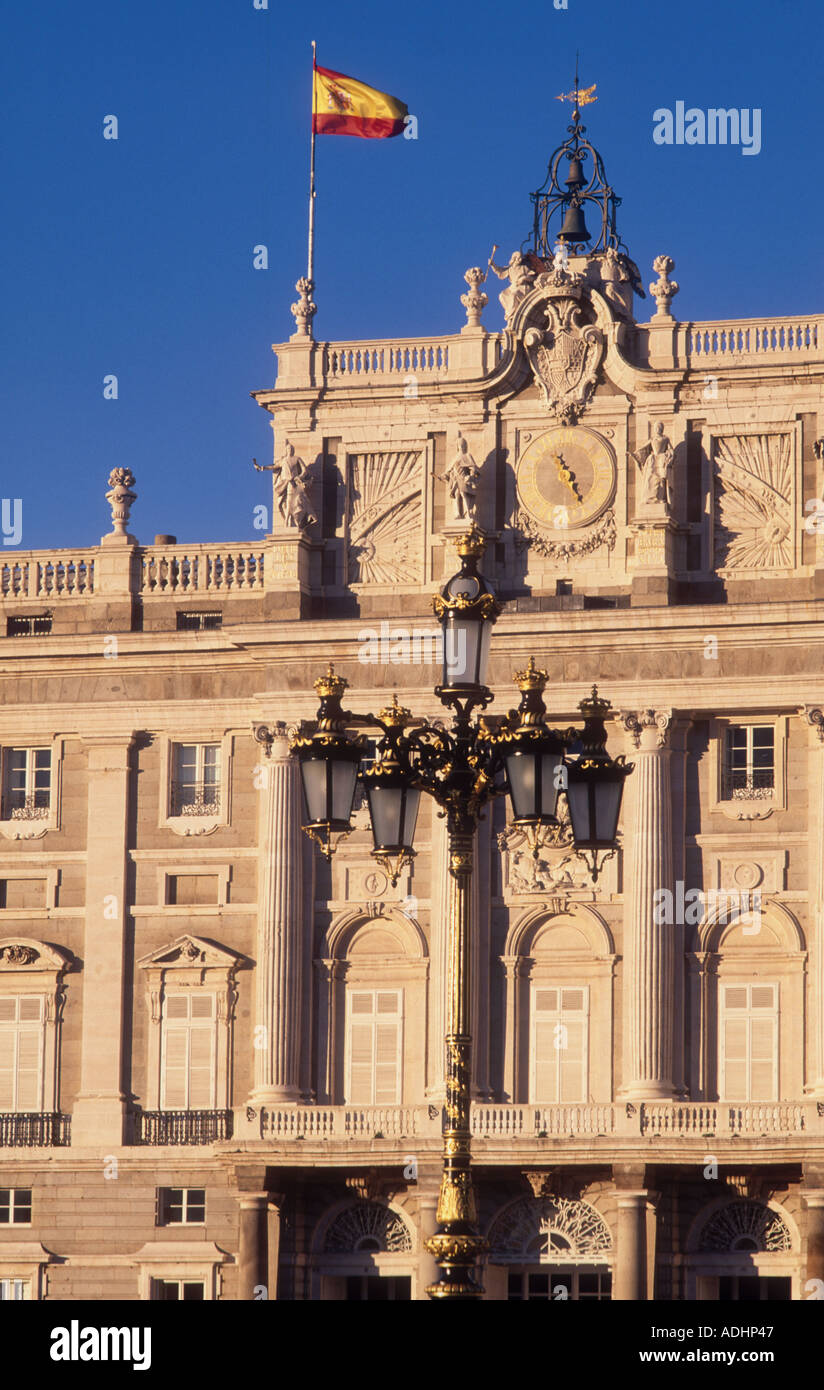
[313,64,408,139]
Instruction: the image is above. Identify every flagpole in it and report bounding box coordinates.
[307,40,317,284]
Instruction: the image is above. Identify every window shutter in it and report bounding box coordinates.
[559,1019,586,1103]
[348,1024,374,1104]
[188,1025,215,1108]
[15,1028,41,1110]
[722,1017,748,1099]
[749,1016,777,1102]
[532,1021,557,1103]
[374,1023,400,1105]
[162,1028,188,1109]
[0,1026,15,1109]
[721,983,778,1101]
[531,986,588,1104]
[346,990,402,1105]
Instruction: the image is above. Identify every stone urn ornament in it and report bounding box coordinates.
[105,467,137,541]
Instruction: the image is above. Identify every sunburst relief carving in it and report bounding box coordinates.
[347,451,423,584]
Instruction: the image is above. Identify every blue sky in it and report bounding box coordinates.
[1,0,820,551]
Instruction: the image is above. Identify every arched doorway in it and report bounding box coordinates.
[686,1198,797,1300]
[311,1200,416,1300]
[486,1195,614,1301]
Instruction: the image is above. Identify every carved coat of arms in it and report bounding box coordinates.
[524,290,604,425]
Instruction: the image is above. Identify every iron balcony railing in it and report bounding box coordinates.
[135,1110,233,1146]
[722,766,774,801]
[169,782,221,817]
[0,1112,71,1147]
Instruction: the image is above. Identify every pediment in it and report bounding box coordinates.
[137,934,243,970]
[0,938,72,971]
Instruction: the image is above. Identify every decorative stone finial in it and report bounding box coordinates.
[105,468,137,540]
[461,267,488,329]
[649,255,679,318]
[290,276,317,339]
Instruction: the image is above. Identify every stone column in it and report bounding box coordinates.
[237,1193,269,1299]
[802,708,824,1094]
[416,1170,441,1299]
[250,724,304,1104]
[613,1165,650,1300]
[803,1187,824,1286]
[619,709,676,1100]
[72,735,135,1148]
[426,810,450,1101]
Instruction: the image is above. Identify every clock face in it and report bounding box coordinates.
[516,426,616,531]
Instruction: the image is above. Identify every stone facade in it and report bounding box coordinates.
[1,140,824,1302]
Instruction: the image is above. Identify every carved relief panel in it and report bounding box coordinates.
[711,427,799,573]
[345,448,426,586]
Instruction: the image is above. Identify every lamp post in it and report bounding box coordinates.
[291,528,632,1300]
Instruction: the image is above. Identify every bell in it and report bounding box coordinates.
[556,198,591,244]
[565,155,586,190]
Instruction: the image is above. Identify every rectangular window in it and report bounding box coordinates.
[161,994,216,1110]
[170,744,221,817]
[530,986,589,1104]
[1,749,51,820]
[723,726,774,800]
[0,1189,32,1224]
[152,1279,205,1301]
[720,983,778,1101]
[157,1188,206,1225]
[6,615,52,637]
[176,612,222,632]
[345,989,402,1106]
[0,1279,31,1300]
[0,996,44,1110]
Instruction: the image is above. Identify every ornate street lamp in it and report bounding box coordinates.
[291,527,632,1300]
[566,686,632,880]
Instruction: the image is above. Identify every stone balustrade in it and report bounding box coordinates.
[686,314,824,365]
[258,1101,822,1143]
[1,552,95,600]
[141,544,265,594]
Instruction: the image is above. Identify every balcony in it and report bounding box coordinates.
[135,1110,233,1146]
[169,782,221,818]
[257,1102,824,1145]
[0,1112,71,1147]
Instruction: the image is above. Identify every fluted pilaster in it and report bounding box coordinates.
[251,725,304,1102]
[619,709,676,1100]
[802,707,824,1093]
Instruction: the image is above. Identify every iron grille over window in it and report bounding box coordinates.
[176,611,223,632]
[6,615,52,637]
[1,749,51,820]
[723,726,774,800]
[170,744,221,816]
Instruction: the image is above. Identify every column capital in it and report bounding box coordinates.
[619,708,673,750]
[801,706,824,745]
[253,721,299,759]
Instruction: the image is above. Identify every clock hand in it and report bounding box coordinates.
[553,454,583,504]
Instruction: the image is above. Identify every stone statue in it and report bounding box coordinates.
[599,246,632,318]
[633,422,675,512]
[440,432,481,522]
[254,440,316,529]
[487,249,536,322]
